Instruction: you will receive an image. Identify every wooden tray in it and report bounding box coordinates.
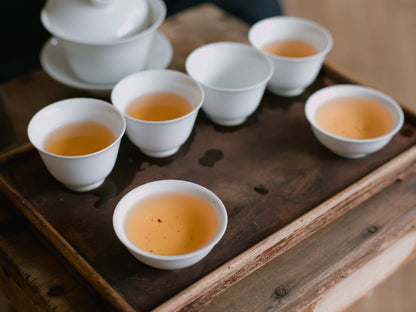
[1,68,416,312]
[1,5,416,312]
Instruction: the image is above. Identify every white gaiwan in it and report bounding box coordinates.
[42,0,150,42]
[40,0,167,84]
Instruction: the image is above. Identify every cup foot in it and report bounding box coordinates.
[65,179,105,192]
[141,147,180,158]
[267,85,305,97]
[332,151,368,159]
[208,116,247,127]
[337,154,367,159]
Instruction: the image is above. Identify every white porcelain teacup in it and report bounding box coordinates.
[41,0,166,84]
[111,69,204,158]
[113,179,228,270]
[249,16,333,97]
[27,98,126,192]
[305,85,404,158]
[185,41,273,126]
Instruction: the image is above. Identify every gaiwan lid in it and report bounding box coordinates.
[41,0,150,43]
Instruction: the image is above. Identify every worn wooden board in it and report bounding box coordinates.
[203,171,416,312]
[0,192,108,312]
[1,63,416,312]
[1,4,416,312]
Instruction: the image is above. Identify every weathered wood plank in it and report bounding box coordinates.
[0,193,106,312]
[203,172,416,312]
[154,145,416,311]
[313,233,416,312]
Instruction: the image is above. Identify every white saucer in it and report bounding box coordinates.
[40,31,173,97]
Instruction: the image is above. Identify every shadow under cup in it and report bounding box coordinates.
[27,98,126,192]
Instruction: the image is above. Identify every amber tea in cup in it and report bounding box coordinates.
[27,98,126,191]
[125,92,193,122]
[113,179,227,269]
[305,85,404,159]
[125,192,218,256]
[44,121,115,156]
[314,97,394,140]
[262,39,318,58]
[249,16,333,96]
[111,69,204,158]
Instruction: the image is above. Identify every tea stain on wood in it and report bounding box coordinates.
[198,149,224,167]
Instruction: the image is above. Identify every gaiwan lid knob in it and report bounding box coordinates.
[41,0,150,43]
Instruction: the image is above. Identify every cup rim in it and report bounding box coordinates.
[40,0,166,45]
[304,84,404,143]
[27,97,126,159]
[112,179,228,261]
[111,69,205,125]
[185,41,274,92]
[248,16,333,63]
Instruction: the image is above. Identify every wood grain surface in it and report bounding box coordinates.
[0,193,109,312]
[204,172,416,312]
[4,65,416,311]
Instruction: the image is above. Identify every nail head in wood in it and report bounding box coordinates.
[275,287,288,297]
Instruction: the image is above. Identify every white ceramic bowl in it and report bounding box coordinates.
[185,41,273,126]
[113,180,228,270]
[249,16,333,97]
[305,85,404,158]
[27,98,126,191]
[111,69,204,158]
[41,0,166,84]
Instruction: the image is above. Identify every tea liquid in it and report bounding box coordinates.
[126,92,193,121]
[125,192,218,256]
[263,39,317,57]
[44,121,115,156]
[315,97,394,139]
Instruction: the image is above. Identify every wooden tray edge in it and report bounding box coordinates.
[0,175,136,312]
[154,144,416,312]
[0,143,35,168]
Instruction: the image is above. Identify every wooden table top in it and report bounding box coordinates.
[1,4,416,312]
